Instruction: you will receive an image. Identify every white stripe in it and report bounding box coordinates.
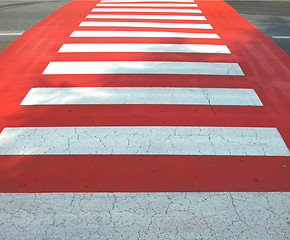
[20,87,262,106]
[70,31,220,39]
[42,61,244,76]
[86,14,206,20]
[0,31,25,36]
[91,8,202,13]
[97,4,198,7]
[79,21,212,29]
[0,127,288,155]
[272,36,290,39]
[101,0,195,2]
[58,43,230,53]
[1,193,289,239]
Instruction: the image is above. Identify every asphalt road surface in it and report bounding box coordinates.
[0,0,289,54]
[0,0,71,50]
[226,0,290,55]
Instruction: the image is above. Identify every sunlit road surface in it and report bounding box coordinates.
[0,0,289,238]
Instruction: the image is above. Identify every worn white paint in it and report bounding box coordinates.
[97,4,198,7]
[20,87,262,106]
[0,193,289,240]
[58,43,230,53]
[91,8,202,13]
[85,14,206,20]
[70,30,220,39]
[0,126,289,155]
[101,0,195,2]
[0,31,24,36]
[272,36,290,39]
[42,61,243,75]
[79,21,212,29]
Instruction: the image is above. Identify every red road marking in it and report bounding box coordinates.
[0,155,289,192]
[6,105,272,128]
[0,0,289,192]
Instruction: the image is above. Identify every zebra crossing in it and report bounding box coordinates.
[0,0,288,157]
[0,1,290,237]
[58,43,231,53]
[70,30,220,38]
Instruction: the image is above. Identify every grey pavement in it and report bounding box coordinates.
[0,0,71,51]
[226,0,290,55]
[1,192,290,239]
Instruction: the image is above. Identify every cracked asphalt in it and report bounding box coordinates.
[1,192,290,239]
[0,1,289,239]
[0,126,288,155]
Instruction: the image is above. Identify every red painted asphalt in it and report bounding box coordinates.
[0,0,289,192]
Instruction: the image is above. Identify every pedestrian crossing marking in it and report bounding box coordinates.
[0,127,288,156]
[0,0,289,195]
[97,4,198,7]
[85,14,207,20]
[91,8,202,13]
[42,61,244,75]
[69,30,220,39]
[79,21,213,29]
[58,43,230,53]
[100,0,195,2]
[20,87,262,106]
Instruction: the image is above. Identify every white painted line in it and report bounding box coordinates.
[101,0,195,2]
[86,14,206,20]
[91,8,202,13]
[97,4,198,7]
[79,21,212,29]
[1,193,289,239]
[42,61,244,76]
[20,87,262,106]
[0,126,288,155]
[58,43,230,53]
[272,36,290,39]
[0,31,25,36]
[70,31,220,39]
